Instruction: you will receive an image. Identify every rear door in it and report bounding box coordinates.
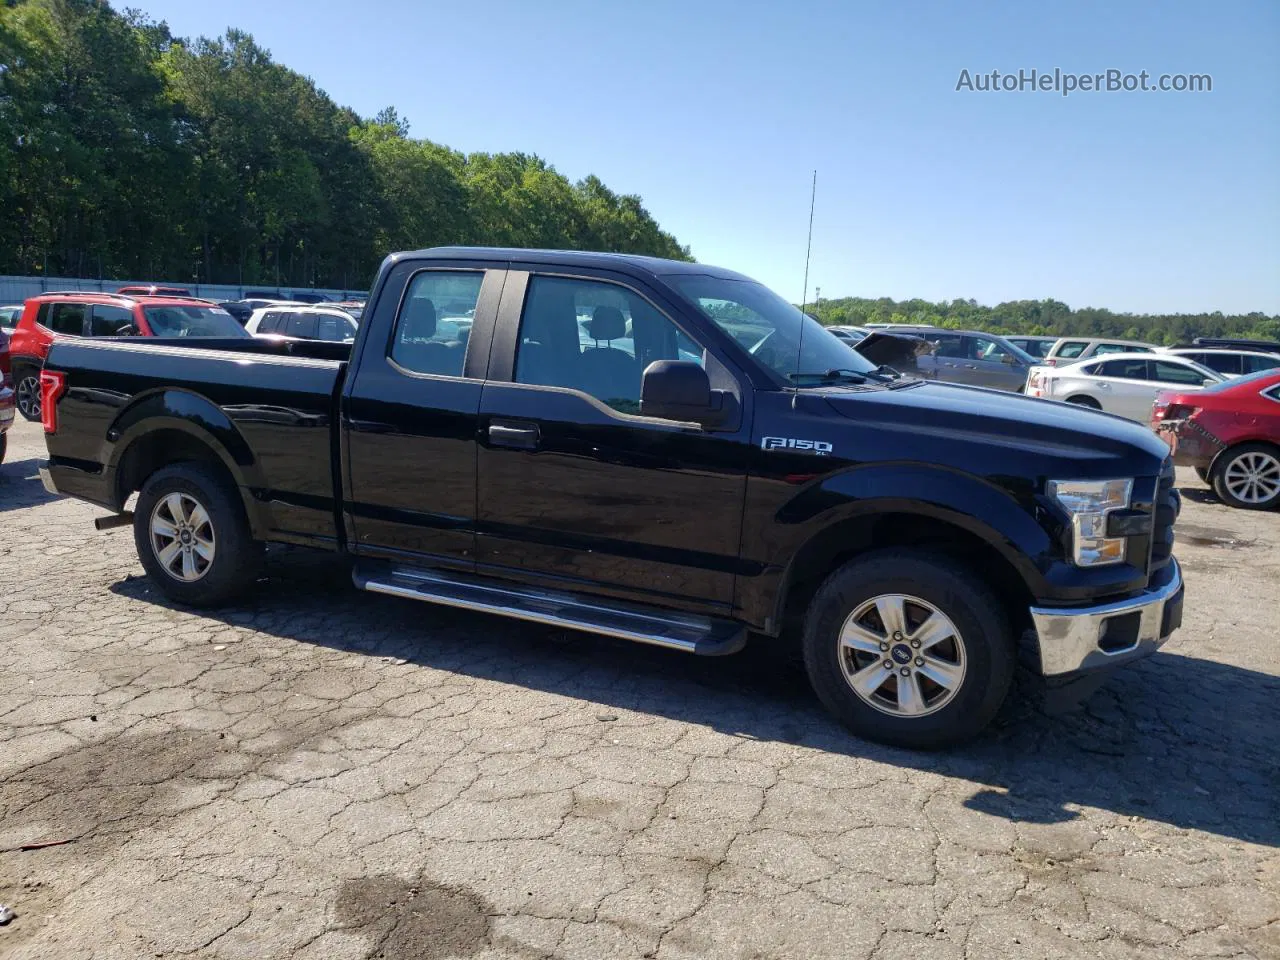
[88,304,135,337]
[285,312,318,341]
[342,259,505,568]
[473,268,750,613]
[1091,358,1159,419]
[927,333,979,384]
[967,334,1026,391]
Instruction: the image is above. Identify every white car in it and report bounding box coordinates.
[1160,348,1280,379]
[245,305,357,343]
[1026,352,1224,420]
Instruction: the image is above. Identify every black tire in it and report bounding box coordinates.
[0,432,6,464]
[1194,466,1210,484]
[802,550,1015,749]
[1065,395,1101,409]
[14,367,41,421]
[133,463,260,606]
[1211,443,1280,510]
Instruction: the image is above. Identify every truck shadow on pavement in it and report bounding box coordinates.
[109,547,1279,850]
[0,456,62,512]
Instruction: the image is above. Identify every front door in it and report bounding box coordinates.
[475,270,751,614]
[343,262,505,568]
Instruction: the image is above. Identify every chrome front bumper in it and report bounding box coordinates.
[1030,559,1184,677]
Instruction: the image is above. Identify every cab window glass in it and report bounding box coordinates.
[515,275,704,415]
[1056,341,1087,359]
[390,271,483,377]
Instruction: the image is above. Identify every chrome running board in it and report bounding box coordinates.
[352,564,746,656]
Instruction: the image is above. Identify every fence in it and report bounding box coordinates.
[0,275,368,305]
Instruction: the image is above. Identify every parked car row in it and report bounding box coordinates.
[7,291,248,420]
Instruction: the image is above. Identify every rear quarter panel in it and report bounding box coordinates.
[44,339,344,546]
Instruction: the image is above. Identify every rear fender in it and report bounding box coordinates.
[106,389,269,532]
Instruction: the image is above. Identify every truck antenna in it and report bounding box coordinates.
[793,170,817,404]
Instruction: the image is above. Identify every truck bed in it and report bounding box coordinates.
[42,336,348,549]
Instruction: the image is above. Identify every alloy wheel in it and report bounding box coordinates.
[1223,451,1280,505]
[16,375,40,419]
[150,492,216,581]
[837,594,967,717]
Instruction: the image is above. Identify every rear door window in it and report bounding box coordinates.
[1196,353,1244,375]
[47,303,87,335]
[1244,354,1280,373]
[390,271,485,378]
[286,313,318,339]
[932,334,966,358]
[1055,341,1088,359]
[1095,358,1151,380]
[316,313,356,342]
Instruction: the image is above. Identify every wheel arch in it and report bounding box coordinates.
[107,390,268,536]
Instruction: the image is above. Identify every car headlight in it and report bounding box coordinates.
[1048,478,1133,566]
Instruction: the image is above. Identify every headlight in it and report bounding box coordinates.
[1048,478,1133,566]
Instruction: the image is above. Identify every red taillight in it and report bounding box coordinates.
[40,369,66,433]
[1164,403,1199,422]
[1044,358,1058,366]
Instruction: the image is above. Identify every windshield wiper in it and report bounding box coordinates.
[788,369,870,386]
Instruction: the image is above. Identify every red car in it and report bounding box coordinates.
[0,327,14,461]
[9,292,247,420]
[116,284,192,297]
[1152,369,1280,509]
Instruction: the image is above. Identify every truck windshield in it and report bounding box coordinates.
[668,275,878,382]
[144,306,249,338]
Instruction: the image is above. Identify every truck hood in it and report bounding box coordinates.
[820,380,1170,470]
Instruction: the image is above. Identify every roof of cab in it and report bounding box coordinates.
[397,247,754,282]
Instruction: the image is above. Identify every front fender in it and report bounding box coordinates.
[782,461,1049,579]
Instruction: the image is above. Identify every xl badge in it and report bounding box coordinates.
[761,437,833,455]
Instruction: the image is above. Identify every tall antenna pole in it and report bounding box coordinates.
[799,170,817,314]
[793,170,817,402]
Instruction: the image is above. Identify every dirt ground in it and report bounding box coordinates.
[1,415,1277,959]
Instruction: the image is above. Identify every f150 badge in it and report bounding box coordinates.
[762,436,833,455]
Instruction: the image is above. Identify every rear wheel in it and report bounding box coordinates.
[1065,395,1101,409]
[133,463,260,606]
[15,370,40,421]
[802,550,1015,749]
[1194,466,1210,484]
[1212,444,1280,510]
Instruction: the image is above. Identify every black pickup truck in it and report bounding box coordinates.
[38,247,1183,748]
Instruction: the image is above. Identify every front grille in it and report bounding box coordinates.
[1149,457,1178,577]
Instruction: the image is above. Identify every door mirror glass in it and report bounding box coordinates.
[641,360,718,423]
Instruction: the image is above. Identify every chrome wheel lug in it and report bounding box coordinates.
[910,639,920,648]
[883,660,893,669]
[892,631,903,641]
[914,657,924,667]
[879,642,889,652]
[899,667,911,677]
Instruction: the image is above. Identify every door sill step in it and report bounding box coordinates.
[352,564,746,656]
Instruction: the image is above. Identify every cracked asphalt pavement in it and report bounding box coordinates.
[1,416,1277,959]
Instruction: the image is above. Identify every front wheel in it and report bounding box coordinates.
[802,550,1015,749]
[133,463,260,606]
[1212,444,1280,510]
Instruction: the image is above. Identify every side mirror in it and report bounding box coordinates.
[640,360,726,426]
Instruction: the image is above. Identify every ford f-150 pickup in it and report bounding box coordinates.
[38,247,1184,748]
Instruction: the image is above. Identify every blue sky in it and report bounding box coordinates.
[141,0,1279,314]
